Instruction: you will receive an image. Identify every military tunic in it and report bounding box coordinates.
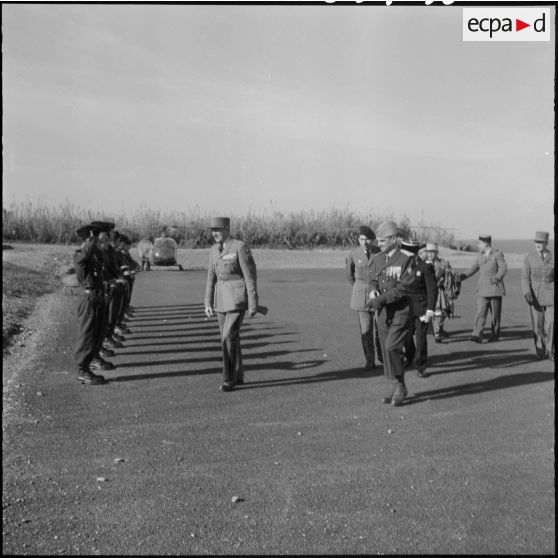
[205,239,259,385]
[521,248,554,359]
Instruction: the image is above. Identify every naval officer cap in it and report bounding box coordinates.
[91,220,116,233]
[534,231,549,243]
[400,239,421,254]
[358,225,375,239]
[76,224,101,240]
[478,234,491,244]
[375,220,399,239]
[209,217,230,230]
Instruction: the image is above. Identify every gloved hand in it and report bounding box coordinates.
[204,306,214,318]
[425,309,435,320]
[248,307,257,318]
[524,292,533,305]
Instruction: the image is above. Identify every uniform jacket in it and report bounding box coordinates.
[345,246,381,310]
[368,248,414,318]
[98,245,123,281]
[406,256,438,316]
[74,239,104,291]
[205,239,258,313]
[521,249,554,307]
[463,248,507,297]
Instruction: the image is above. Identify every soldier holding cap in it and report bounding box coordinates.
[521,231,554,360]
[345,225,382,370]
[367,221,415,406]
[460,234,507,343]
[401,239,437,378]
[204,217,260,391]
[73,224,108,385]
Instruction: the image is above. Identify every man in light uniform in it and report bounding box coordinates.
[345,225,382,370]
[204,217,259,391]
[460,234,507,343]
[424,242,452,342]
[521,231,554,360]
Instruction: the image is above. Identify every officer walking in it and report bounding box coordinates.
[204,217,260,391]
[367,221,415,407]
[401,239,437,378]
[345,225,382,370]
[460,234,507,343]
[521,231,554,360]
[73,224,107,385]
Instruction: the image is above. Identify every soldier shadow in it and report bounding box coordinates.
[442,326,533,344]
[428,348,539,374]
[121,330,293,345]
[404,371,554,406]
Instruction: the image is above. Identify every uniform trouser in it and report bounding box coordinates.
[217,311,245,384]
[376,307,412,385]
[404,316,429,371]
[74,292,105,370]
[117,282,131,324]
[473,296,502,339]
[532,304,554,358]
[356,311,382,366]
[108,284,125,335]
[432,314,445,336]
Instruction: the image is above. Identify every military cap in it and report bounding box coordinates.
[400,239,421,254]
[119,234,130,244]
[478,234,491,244]
[358,225,375,240]
[425,242,438,252]
[534,231,549,243]
[209,217,230,230]
[375,220,398,239]
[76,224,100,239]
[91,220,116,232]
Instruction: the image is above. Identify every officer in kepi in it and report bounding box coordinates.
[367,221,415,406]
[345,225,382,370]
[73,224,108,385]
[204,217,260,392]
[521,231,554,360]
[401,239,437,378]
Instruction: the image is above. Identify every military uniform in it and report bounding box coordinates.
[461,238,507,342]
[205,225,259,389]
[73,226,107,385]
[368,246,415,397]
[521,236,554,360]
[428,255,452,339]
[403,251,437,375]
[345,244,382,368]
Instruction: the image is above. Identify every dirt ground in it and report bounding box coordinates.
[2,244,555,555]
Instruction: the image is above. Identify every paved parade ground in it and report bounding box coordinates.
[2,265,555,555]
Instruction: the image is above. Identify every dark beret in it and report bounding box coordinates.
[358,225,375,239]
[90,220,116,233]
[76,225,100,239]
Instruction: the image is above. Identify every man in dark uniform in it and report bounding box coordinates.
[204,217,260,392]
[345,225,382,370]
[73,224,107,385]
[401,239,437,378]
[367,221,415,406]
[118,234,140,318]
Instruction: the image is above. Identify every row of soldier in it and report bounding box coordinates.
[73,221,139,385]
[72,218,554,404]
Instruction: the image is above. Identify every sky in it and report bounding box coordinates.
[2,3,555,240]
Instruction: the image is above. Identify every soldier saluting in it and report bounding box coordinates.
[367,221,415,406]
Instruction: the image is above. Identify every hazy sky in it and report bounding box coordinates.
[2,4,554,239]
